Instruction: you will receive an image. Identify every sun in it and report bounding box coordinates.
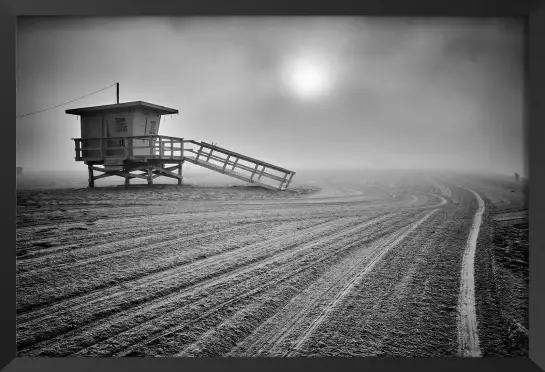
[282,57,334,100]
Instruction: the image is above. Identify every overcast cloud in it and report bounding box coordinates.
[16,17,525,175]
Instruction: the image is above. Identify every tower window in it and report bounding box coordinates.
[148,120,158,134]
[115,117,127,132]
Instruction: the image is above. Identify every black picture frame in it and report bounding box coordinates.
[3,1,544,371]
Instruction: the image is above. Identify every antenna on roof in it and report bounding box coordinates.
[116,82,120,104]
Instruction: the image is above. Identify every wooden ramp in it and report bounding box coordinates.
[183,141,296,190]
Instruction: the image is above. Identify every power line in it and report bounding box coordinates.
[16,83,117,119]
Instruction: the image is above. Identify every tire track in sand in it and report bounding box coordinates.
[17,219,281,316]
[228,209,438,357]
[18,219,275,276]
[19,213,400,355]
[17,217,340,330]
[17,211,332,264]
[168,215,428,357]
[457,188,484,357]
[285,211,438,357]
[17,215,263,264]
[286,209,438,356]
[113,214,408,357]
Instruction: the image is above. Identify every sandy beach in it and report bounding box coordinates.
[15,170,528,357]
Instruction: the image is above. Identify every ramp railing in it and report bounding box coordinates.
[183,141,296,190]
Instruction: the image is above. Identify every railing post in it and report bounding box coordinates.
[195,145,204,162]
[159,138,164,158]
[176,138,183,185]
[149,136,153,157]
[258,165,266,180]
[250,163,259,182]
[284,172,295,189]
[222,155,231,173]
[206,148,214,162]
[231,158,239,171]
[279,172,288,189]
[170,139,174,159]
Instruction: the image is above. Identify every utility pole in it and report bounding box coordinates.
[116,82,119,104]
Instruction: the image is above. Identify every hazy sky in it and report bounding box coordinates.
[16,16,525,175]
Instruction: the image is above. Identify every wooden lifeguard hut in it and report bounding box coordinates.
[67,101,185,187]
[67,101,296,190]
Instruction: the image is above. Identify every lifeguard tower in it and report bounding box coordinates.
[67,101,296,190]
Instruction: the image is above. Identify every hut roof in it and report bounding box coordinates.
[66,101,178,116]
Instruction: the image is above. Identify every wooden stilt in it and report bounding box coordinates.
[178,161,183,185]
[124,176,130,187]
[147,164,153,185]
[88,165,94,188]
